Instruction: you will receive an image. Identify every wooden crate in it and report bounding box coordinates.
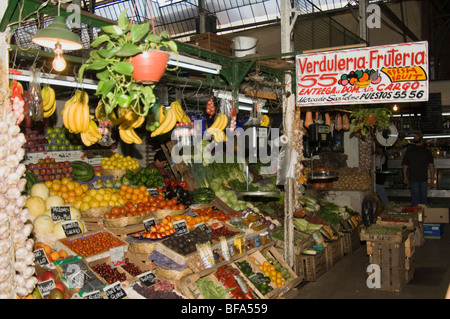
[87,251,156,286]
[325,237,344,268]
[376,213,418,231]
[248,246,302,299]
[82,217,104,232]
[413,222,425,246]
[106,223,146,240]
[360,225,410,243]
[298,249,327,282]
[405,232,415,258]
[271,227,315,255]
[368,241,406,268]
[189,32,232,56]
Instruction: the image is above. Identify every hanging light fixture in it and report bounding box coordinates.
[32,1,83,71]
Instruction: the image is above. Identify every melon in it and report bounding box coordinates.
[46,195,65,210]
[53,220,85,240]
[25,196,47,218]
[30,183,50,201]
[70,207,81,220]
[33,215,54,234]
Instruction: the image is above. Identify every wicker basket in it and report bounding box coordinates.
[128,241,158,254]
[154,209,186,221]
[81,206,111,218]
[154,267,193,281]
[103,216,128,228]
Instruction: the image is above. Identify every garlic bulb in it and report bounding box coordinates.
[0,61,36,298]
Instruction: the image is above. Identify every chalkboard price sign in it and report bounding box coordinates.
[83,290,104,299]
[143,217,156,232]
[51,206,71,222]
[137,271,157,287]
[194,222,210,233]
[33,248,50,265]
[37,279,56,298]
[104,282,127,299]
[173,219,189,236]
[61,220,83,238]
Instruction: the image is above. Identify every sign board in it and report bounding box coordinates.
[104,282,127,299]
[51,206,72,222]
[137,271,157,287]
[296,41,428,106]
[33,248,50,266]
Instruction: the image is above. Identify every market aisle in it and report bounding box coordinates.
[285,224,450,299]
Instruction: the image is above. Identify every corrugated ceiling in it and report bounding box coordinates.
[12,0,368,50]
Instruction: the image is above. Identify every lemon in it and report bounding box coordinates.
[73,200,82,210]
[99,200,109,207]
[80,202,90,211]
[90,199,100,208]
[82,195,92,203]
[94,194,104,202]
[111,194,119,201]
[88,189,97,197]
[109,200,117,207]
[103,193,111,201]
[98,188,106,195]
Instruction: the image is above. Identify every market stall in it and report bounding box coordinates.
[0,0,439,301]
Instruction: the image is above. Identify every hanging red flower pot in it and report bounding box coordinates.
[131,50,169,84]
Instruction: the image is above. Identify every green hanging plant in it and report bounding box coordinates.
[78,10,178,117]
[350,107,392,137]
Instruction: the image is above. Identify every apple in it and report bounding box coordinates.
[54,127,61,133]
[36,273,45,283]
[55,281,65,292]
[42,270,56,282]
[150,232,157,239]
[49,288,64,299]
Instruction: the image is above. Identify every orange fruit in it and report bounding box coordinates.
[50,251,60,261]
[74,186,84,196]
[59,250,68,258]
[43,245,52,254]
[61,177,71,185]
[67,181,76,191]
[51,182,61,192]
[61,192,69,200]
[81,184,89,193]
[44,181,53,189]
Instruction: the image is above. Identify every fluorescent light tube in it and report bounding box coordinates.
[238,105,268,113]
[9,70,98,90]
[168,53,222,74]
[213,90,258,104]
[404,135,450,140]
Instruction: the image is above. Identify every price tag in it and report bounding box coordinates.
[147,188,160,197]
[51,206,72,222]
[36,279,56,298]
[104,282,127,299]
[137,271,157,287]
[83,290,104,299]
[249,274,266,285]
[194,222,211,233]
[143,217,156,232]
[173,219,189,236]
[33,248,50,265]
[61,220,83,238]
[109,246,125,268]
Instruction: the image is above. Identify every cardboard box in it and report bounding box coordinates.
[423,223,443,238]
[423,208,449,223]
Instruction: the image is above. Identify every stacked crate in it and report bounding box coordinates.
[360,225,413,292]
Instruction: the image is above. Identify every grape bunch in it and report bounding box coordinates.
[121,258,143,276]
[132,279,183,299]
[92,262,126,284]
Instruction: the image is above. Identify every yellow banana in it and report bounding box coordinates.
[80,102,90,133]
[80,132,93,146]
[182,114,191,123]
[171,101,183,122]
[218,114,228,131]
[151,108,176,137]
[158,105,166,124]
[207,113,225,133]
[88,120,102,139]
[132,115,145,129]
[42,86,55,111]
[44,100,56,118]
[128,128,142,144]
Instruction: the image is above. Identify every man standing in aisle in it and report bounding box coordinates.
[402,133,435,206]
[375,146,389,208]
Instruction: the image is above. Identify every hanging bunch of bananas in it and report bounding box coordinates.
[108,107,145,144]
[150,100,189,138]
[206,113,228,142]
[80,116,103,147]
[259,114,270,127]
[171,100,191,124]
[41,85,56,118]
[62,90,90,133]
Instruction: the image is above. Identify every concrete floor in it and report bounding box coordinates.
[284,224,450,299]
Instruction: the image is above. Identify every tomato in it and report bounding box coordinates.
[104,213,111,219]
[177,204,185,210]
[164,178,171,185]
[111,207,121,215]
